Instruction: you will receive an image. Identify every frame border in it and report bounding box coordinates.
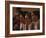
[5,1,45,37]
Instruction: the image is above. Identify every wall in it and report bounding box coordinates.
[0,0,46,38]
